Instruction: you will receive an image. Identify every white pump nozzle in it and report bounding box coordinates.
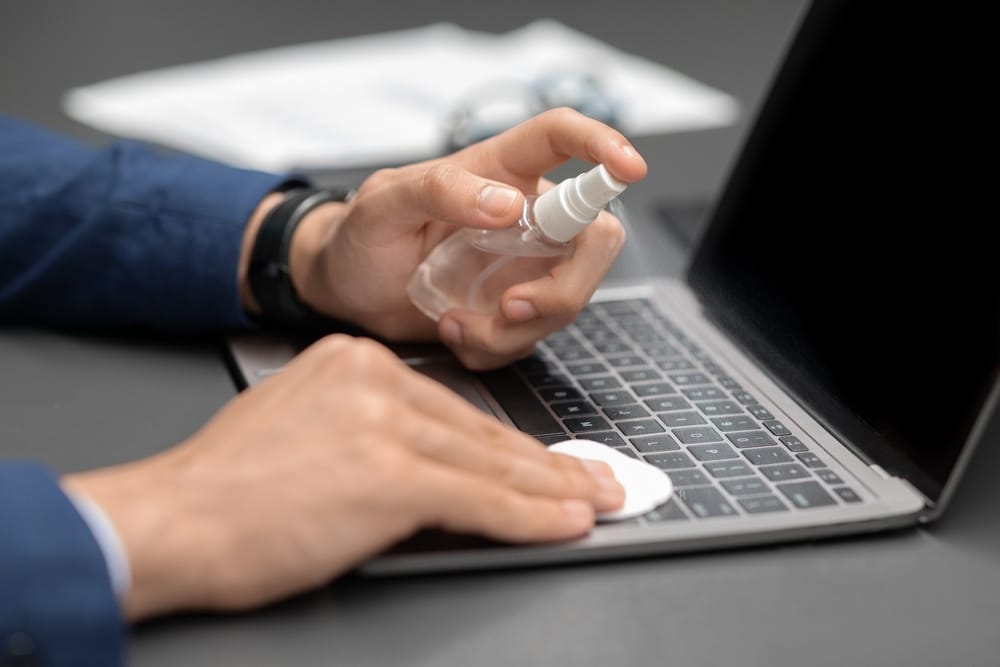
[533,164,627,243]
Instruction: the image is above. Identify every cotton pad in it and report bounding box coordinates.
[548,439,674,521]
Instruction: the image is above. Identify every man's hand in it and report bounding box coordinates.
[62,335,624,621]
[271,108,647,370]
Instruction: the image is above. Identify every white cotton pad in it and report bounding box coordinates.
[548,439,674,521]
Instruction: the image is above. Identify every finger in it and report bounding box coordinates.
[439,312,567,370]
[409,458,597,543]
[459,108,648,190]
[350,163,525,242]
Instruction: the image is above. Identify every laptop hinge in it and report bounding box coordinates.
[868,464,891,480]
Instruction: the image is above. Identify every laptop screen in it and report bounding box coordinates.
[687,1,998,504]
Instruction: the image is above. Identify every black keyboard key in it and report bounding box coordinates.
[659,411,707,427]
[721,476,770,495]
[834,487,862,503]
[607,355,646,368]
[747,405,775,420]
[676,487,738,518]
[643,451,696,469]
[553,347,594,362]
[538,386,581,402]
[711,416,758,432]
[779,435,809,452]
[630,434,680,453]
[667,469,711,487]
[739,495,788,514]
[480,368,564,436]
[725,431,777,449]
[815,469,844,485]
[633,382,675,398]
[688,442,740,462]
[618,419,665,437]
[551,401,597,418]
[644,499,689,521]
[718,376,742,390]
[669,372,712,386]
[760,463,811,482]
[645,396,692,412]
[614,446,638,459]
[644,343,681,358]
[576,432,627,448]
[672,426,723,444]
[696,401,745,417]
[701,362,724,375]
[589,391,634,406]
[658,358,696,372]
[704,460,755,478]
[731,391,758,405]
[777,481,837,508]
[579,376,621,391]
[564,416,612,433]
[593,340,633,355]
[681,387,725,401]
[762,420,793,436]
[620,368,662,383]
[526,373,569,387]
[603,404,649,421]
[566,362,609,376]
[743,447,794,466]
[536,434,570,446]
[796,453,825,468]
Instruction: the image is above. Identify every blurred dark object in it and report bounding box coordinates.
[655,198,711,249]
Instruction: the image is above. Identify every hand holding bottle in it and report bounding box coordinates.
[286,108,647,369]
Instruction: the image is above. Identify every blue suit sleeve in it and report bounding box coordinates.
[0,462,126,667]
[0,114,298,331]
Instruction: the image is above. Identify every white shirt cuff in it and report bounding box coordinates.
[66,492,132,601]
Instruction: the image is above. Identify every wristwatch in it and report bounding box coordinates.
[247,186,353,326]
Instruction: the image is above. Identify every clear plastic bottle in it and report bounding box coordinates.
[407,163,627,320]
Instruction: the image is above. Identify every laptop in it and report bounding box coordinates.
[226,1,1000,574]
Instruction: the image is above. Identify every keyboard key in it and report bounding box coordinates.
[644,499,689,521]
[777,481,837,508]
[762,420,793,436]
[721,476,770,495]
[667,469,711,487]
[536,434,570,446]
[739,495,788,514]
[566,362,609,376]
[630,434,680,453]
[633,382,676,398]
[553,347,594,362]
[589,391,635,407]
[645,396,692,412]
[614,446,639,459]
[593,340,633,355]
[711,416,758,432]
[672,426,724,444]
[760,463,811,482]
[747,405,775,420]
[607,355,646,368]
[643,451,696,469]
[659,411,707,427]
[676,487,738,518]
[688,443,740,462]
[834,487,862,503]
[538,386,581,402]
[579,376,622,391]
[526,373,569,387]
[701,362,724,375]
[577,432,627,448]
[645,343,681,358]
[551,401,597,418]
[743,447,794,466]
[696,400,745,417]
[796,453,826,468]
[717,376,742,390]
[669,372,712,386]
[618,419,665,437]
[726,431,777,449]
[620,368,662,383]
[516,353,554,372]
[603,404,650,421]
[815,469,844,485]
[480,368,564,436]
[658,359,696,372]
[682,387,725,401]
[704,460,755,478]
[731,391,758,405]
[779,435,809,452]
[564,416,612,433]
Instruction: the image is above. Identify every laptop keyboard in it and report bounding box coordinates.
[480,298,865,523]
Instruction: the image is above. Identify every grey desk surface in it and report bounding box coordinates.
[2,2,999,666]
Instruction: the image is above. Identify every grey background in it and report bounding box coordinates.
[2,1,999,666]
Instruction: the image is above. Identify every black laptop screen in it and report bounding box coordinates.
[687,1,999,502]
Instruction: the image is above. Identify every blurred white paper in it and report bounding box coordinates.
[64,20,739,171]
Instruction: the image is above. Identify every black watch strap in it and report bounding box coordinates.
[247,187,352,326]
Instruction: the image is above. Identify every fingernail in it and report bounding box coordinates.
[479,185,519,217]
[439,317,463,346]
[580,459,615,483]
[504,299,538,321]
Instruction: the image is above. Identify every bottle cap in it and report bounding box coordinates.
[533,163,627,243]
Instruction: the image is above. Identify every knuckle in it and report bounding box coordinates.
[540,106,579,125]
[420,163,460,204]
[363,167,400,191]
